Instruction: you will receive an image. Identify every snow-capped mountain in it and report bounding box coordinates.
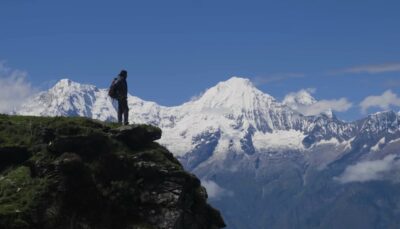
[17,77,400,229]
[18,77,400,165]
[18,78,342,156]
[20,79,116,120]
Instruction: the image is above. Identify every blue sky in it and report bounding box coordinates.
[1,0,400,120]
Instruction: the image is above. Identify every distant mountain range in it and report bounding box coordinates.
[17,77,400,229]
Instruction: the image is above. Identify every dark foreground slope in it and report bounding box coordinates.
[0,115,225,229]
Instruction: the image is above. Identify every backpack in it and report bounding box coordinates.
[108,78,120,99]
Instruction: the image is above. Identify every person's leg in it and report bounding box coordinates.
[117,100,123,124]
[123,99,129,125]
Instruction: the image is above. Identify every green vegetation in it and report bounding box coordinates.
[0,115,165,228]
[0,115,225,229]
[0,166,47,214]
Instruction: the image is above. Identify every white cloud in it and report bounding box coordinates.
[338,62,400,74]
[299,98,352,116]
[335,154,400,183]
[252,73,304,85]
[283,89,352,116]
[0,62,34,113]
[360,90,400,113]
[201,180,233,199]
[283,88,317,108]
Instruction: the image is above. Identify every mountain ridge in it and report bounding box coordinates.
[17,77,399,165]
[15,77,400,228]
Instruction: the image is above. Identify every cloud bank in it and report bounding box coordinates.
[299,98,352,116]
[201,180,233,199]
[338,62,400,74]
[283,89,352,116]
[335,154,400,183]
[0,63,34,113]
[360,90,400,113]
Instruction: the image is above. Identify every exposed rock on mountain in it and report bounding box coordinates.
[15,77,400,228]
[17,77,348,161]
[0,115,225,229]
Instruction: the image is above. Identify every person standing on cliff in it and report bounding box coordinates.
[109,70,129,125]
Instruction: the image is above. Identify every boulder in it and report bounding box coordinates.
[48,133,109,158]
[111,124,162,148]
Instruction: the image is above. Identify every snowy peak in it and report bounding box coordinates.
[50,78,98,93]
[55,78,74,87]
[190,77,276,113]
[359,110,400,133]
[216,77,254,89]
[19,79,110,119]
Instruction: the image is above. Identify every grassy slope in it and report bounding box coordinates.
[0,115,174,228]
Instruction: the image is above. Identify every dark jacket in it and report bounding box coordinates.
[115,75,128,99]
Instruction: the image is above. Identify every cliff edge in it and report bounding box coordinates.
[0,115,225,229]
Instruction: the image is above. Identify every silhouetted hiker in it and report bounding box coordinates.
[109,70,129,125]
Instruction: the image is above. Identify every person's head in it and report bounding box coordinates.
[119,70,128,78]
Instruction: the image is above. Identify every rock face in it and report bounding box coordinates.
[0,115,225,229]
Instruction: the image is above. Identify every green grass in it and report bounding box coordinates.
[0,166,49,215]
[0,115,121,219]
[0,115,111,147]
[0,115,186,228]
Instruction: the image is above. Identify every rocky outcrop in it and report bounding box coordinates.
[0,115,225,229]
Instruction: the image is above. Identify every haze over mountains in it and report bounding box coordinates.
[17,77,400,229]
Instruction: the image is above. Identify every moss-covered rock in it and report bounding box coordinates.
[0,115,225,229]
[0,146,31,171]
